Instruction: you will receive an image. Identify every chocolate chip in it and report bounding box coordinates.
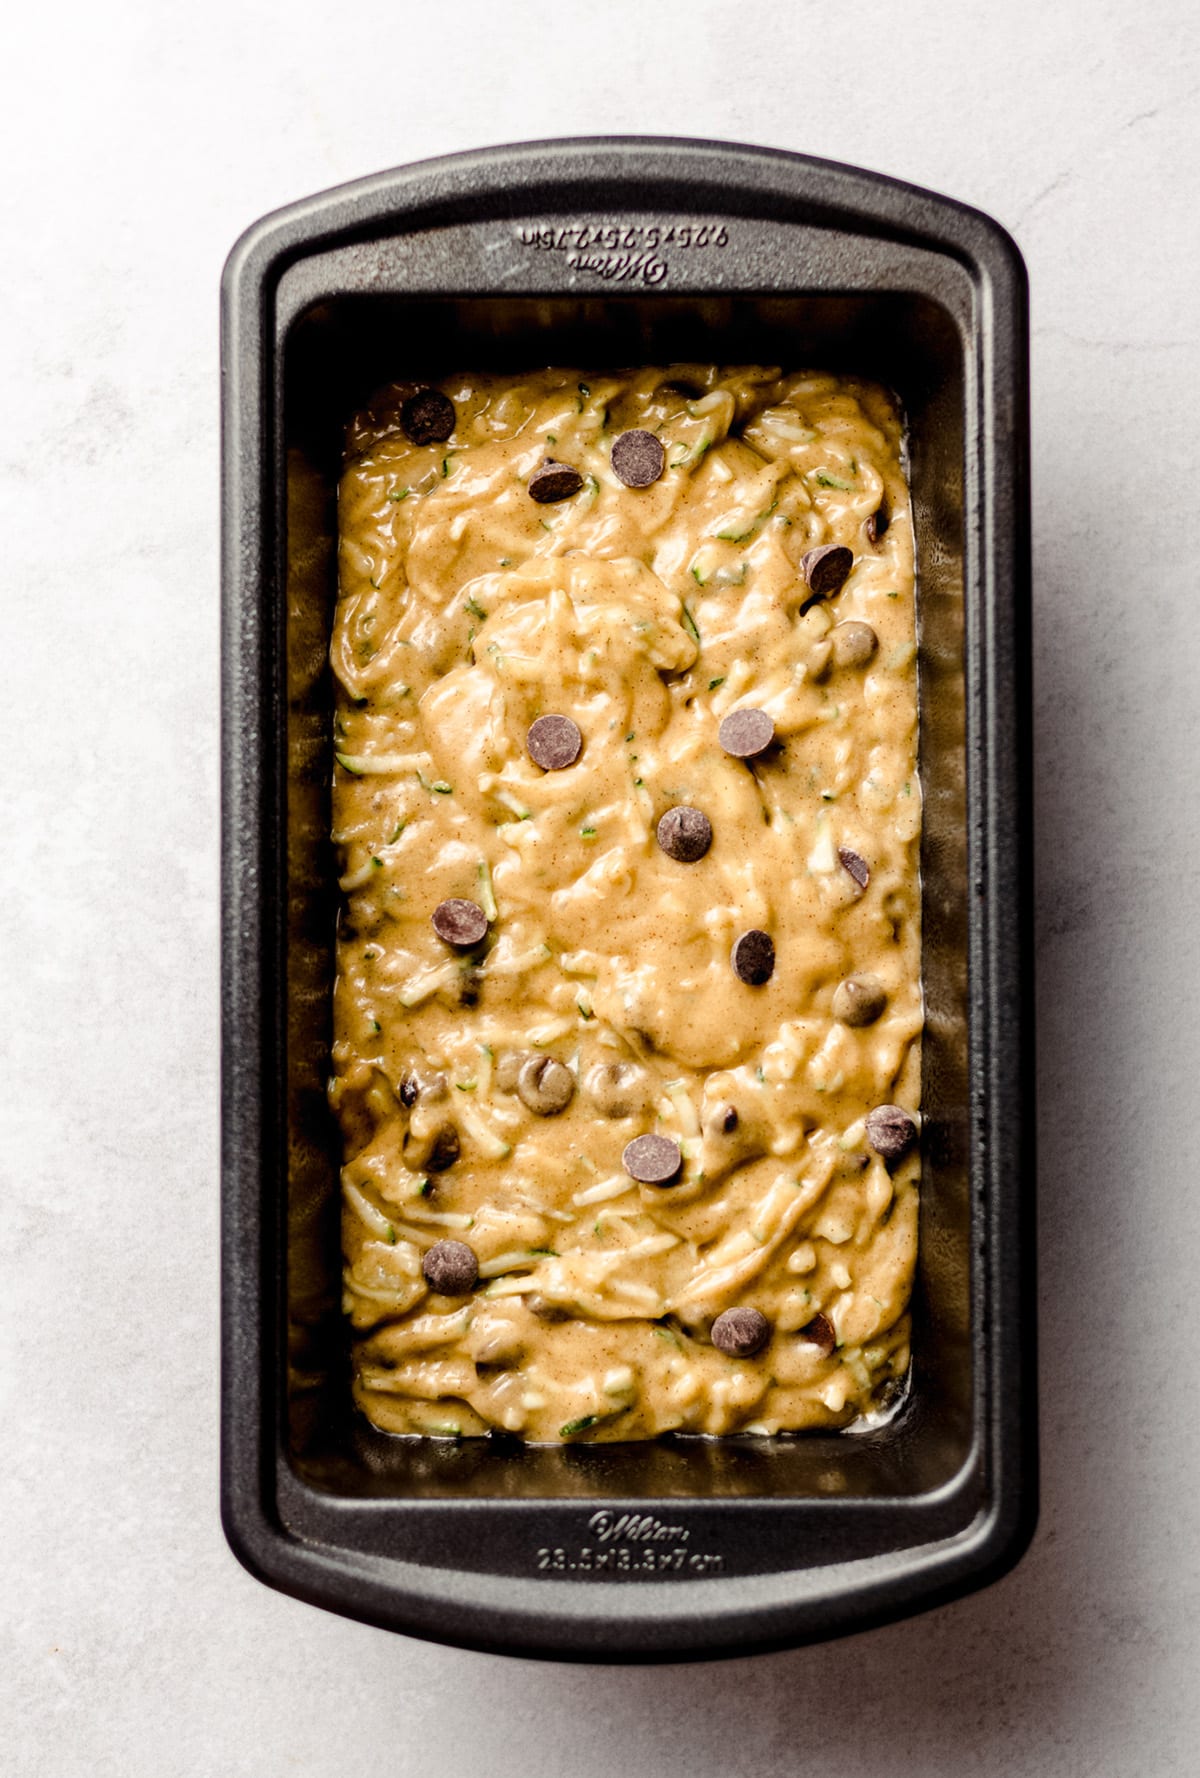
[656,805,713,863]
[422,1238,478,1294]
[832,974,887,1027]
[830,621,878,669]
[431,898,489,948]
[711,1306,771,1358]
[732,929,775,985]
[704,1102,741,1140]
[838,847,870,891]
[866,498,890,546]
[801,545,854,599]
[494,1049,528,1093]
[528,459,583,503]
[866,1105,918,1164]
[400,388,455,447]
[611,429,665,488]
[585,1061,649,1119]
[622,1133,682,1186]
[718,707,775,760]
[425,1124,461,1172]
[526,713,582,771]
[516,1054,575,1116]
[799,1312,837,1357]
[527,1294,570,1323]
[401,1069,446,1108]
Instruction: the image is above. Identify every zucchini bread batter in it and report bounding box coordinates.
[329,365,922,1441]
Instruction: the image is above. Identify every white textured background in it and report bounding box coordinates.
[3,2,1199,1772]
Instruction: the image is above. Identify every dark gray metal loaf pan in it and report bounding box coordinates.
[220,136,1035,1661]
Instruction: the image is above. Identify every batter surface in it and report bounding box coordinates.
[330,365,922,1441]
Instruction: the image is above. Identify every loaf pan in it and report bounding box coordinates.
[220,136,1035,1661]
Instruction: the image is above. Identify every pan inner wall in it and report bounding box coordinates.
[282,291,969,1503]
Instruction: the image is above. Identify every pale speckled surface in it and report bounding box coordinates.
[3,3,1199,1772]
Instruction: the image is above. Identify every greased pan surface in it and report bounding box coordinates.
[220,137,1035,1660]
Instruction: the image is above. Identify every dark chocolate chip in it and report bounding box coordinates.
[516,1054,575,1116]
[832,974,887,1027]
[399,1075,419,1108]
[830,621,878,669]
[528,459,583,503]
[721,1105,739,1134]
[732,929,775,986]
[865,1104,918,1165]
[801,545,854,599]
[526,713,582,771]
[711,1306,771,1358]
[837,846,870,891]
[400,388,455,447]
[866,498,891,546]
[799,1312,837,1356]
[527,1294,570,1323]
[431,898,489,948]
[656,805,713,863]
[425,1124,461,1173]
[585,1061,648,1119]
[622,1133,682,1186]
[494,1049,528,1093]
[421,1238,478,1294]
[611,429,666,488]
[718,707,775,760]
